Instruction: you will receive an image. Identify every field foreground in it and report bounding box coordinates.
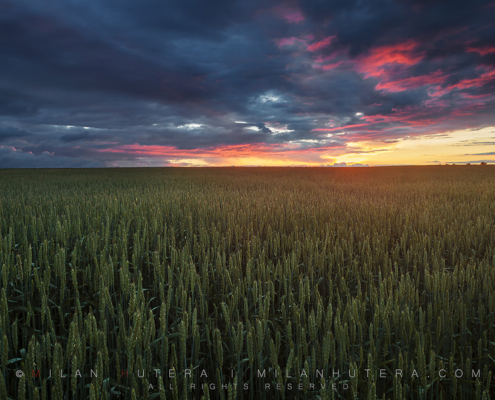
[0,166,495,399]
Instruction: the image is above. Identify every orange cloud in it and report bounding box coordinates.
[98,142,345,166]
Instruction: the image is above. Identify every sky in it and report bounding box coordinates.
[1,0,495,167]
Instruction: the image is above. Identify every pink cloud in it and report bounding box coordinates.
[355,40,424,79]
[452,93,495,110]
[273,6,305,23]
[314,54,334,63]
[307,36,336,52]
[311,105,453,139]
[460,93,492,99]
[375,70,449,93]
[284,10,304,23]
[312,61,343,71]
[274,37,304,48]
[429,65,495,97]
[466,46,495,56]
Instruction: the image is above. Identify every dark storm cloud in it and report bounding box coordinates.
[0,0,494,167]
[59,131,92,143]
[298,0,492,55]
[0,127,31,142]
[0,92,39,117]
[0,146,102,168]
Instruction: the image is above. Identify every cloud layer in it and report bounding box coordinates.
[1,0,495,167]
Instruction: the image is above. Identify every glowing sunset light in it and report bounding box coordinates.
[90,124,495,167]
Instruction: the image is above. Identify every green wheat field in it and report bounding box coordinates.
[0,166,494,400]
